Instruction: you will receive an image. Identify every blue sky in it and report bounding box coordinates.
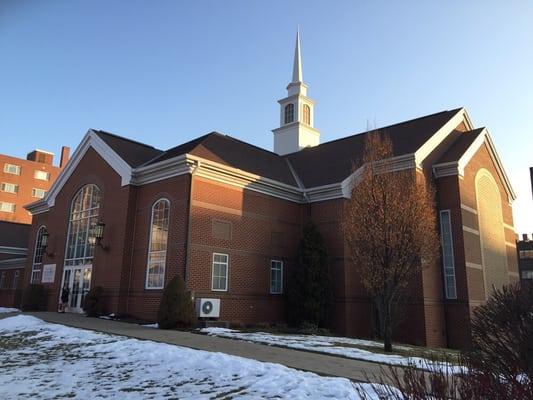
[1,1,531,232]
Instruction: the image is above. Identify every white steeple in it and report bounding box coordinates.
[272,29,319,156]
[292,28,303,83]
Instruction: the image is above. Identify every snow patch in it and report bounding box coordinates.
[0,315,386,399]
[0,307,19,314]
[200,327,460,373]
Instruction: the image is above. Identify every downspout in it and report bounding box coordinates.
[125,187,139,315]
[184,160,200,288]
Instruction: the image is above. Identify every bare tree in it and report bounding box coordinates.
[343,133,439,352]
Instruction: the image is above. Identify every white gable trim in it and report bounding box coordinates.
[415,108,472,168]
[25,130,133,214]
[433,129,516,202]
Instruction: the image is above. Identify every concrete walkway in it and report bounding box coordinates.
[2,311,395,383]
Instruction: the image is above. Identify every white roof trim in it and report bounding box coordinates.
[415,108,472,168]
[433,128,516,202]
[0,246,27,256]
[25,130,133,214]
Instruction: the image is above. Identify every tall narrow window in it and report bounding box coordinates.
[13,270,19,289]
[146,199,170,289]
[439,210,457,299]
[65,184,101,267]
[284,103,294,124]
[212,253,228,291]
[31,226,48,283]
[270,260,283,294]
[0,272,6,289]
[302,104,310,125]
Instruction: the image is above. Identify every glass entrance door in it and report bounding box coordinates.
[61,266,92,313]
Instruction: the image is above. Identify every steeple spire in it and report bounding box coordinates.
[272,28,320,155]
[292,28,303,83]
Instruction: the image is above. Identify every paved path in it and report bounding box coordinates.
[1,311,395,384]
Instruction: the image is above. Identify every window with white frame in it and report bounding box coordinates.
[0,182,19,194]
[439,210,457,299]
[13,270,19,289]
[64,184,101,267]
[519,250,533,259]
[3,163,20,175]
[522,270,533,280]
[0,202,15,213]
[284,103,294,124]
[145,199,170,289]
[270,260,283,294]
[32,188,46,198]
[34,170,50,181]
[31,226,48,283]
[0,271,6,289]
[212,253,228,291]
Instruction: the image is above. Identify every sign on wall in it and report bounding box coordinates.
[41,264,56,283]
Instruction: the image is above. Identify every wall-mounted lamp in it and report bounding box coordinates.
[92,221,109,250]
[41,231,55,257]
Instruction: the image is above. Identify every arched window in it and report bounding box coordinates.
[303,104,310,125]
[284,103,294,124]
[146,198,170,289]
[476,169,508,299]
[31,226,48,283]
[65,184,101,267]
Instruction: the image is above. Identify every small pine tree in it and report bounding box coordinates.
[82,286,105,317]
[157,275,196,329]
[286,220,330,329]
[21,284,46,311]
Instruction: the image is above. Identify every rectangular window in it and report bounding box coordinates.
[270,260,283,294]
[0,202,16,213]
[211,253,228,291]
[522,270,533,280]
[0,272,6,289]
[3,163,20,175]
[519,250,533,259]
[32,188,46,198]
[34,170,50,181]
[0,182,19,194]
[440,210,457,299]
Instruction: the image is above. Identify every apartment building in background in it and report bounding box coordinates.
[0,146,69,307]
[0,147,70,224]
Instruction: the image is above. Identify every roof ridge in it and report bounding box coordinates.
[94,129,161,151]
[286,107,463,155]
[219,133,283,158]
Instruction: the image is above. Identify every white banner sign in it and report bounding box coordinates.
[41,264,56,283]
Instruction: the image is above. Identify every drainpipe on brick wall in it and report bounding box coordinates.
[125,188,139,315]
[184,160,200,289]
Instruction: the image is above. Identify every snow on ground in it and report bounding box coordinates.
[0,307,19,313]
[0,315,383,399]
[201,327,460,373]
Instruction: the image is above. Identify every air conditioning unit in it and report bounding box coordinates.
[197,298,220,318]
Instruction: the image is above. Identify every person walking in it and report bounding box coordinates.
[58,285,70,313]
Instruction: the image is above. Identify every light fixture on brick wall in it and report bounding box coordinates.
[92,221,109,251]
[41,231,55,257]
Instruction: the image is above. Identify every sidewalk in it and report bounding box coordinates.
[3,311,395,383]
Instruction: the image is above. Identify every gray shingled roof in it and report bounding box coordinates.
[285,108,462,187]
[94,130,163,167]
[436,128,484,164]
[93,108,465,189]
